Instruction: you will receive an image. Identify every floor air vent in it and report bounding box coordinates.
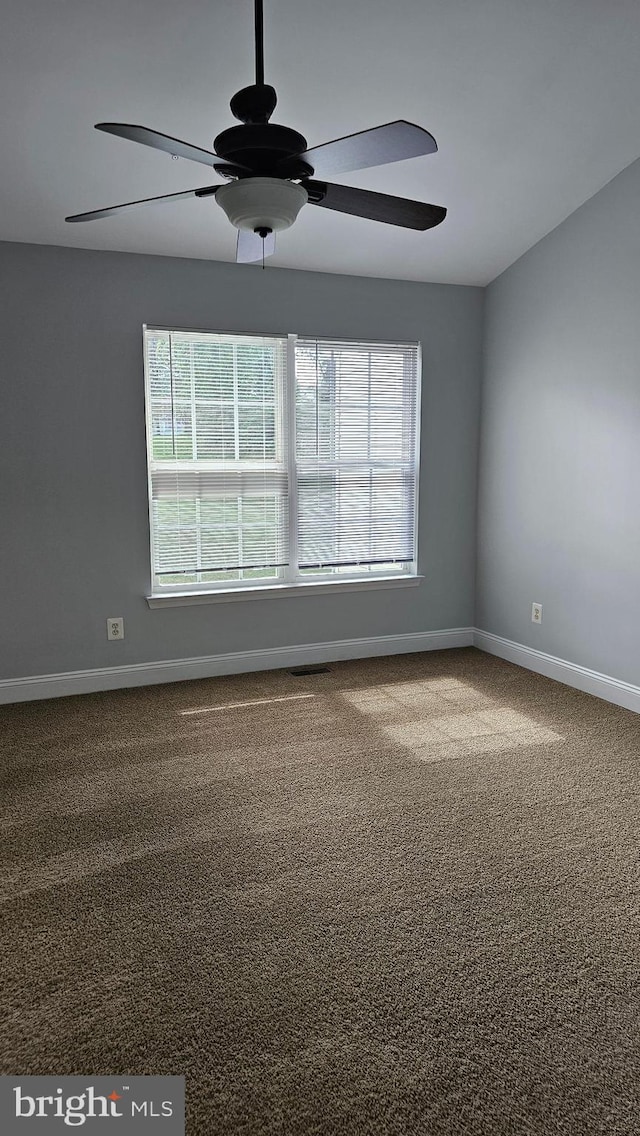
[289,665,330,676]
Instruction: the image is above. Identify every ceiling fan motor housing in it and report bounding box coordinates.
[214,122,312,178]
[216,177,308,233]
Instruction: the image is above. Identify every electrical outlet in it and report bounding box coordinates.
[107,617,125,641]
[531,602,542,625]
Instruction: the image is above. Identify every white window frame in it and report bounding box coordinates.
[143,325,422,606]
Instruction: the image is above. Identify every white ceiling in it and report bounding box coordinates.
[2,0,640,285]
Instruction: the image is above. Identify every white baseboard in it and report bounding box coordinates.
[0,628,474,704]
[473,630,640,715]
[5,627,638,713]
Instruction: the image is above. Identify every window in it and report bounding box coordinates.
[144,327,420,597]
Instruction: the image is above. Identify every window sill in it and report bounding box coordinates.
[146,575,423,608]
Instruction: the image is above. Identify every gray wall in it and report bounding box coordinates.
[477,157,640,686]
[0,242,483,679]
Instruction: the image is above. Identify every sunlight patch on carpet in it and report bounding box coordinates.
[342,679,563,762]
[179,693,316,715]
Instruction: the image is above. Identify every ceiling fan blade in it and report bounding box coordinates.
[95,123,244,172]
[293,121,437,178]
[304,180,446,231]
[65,184,219,223]
[236,228,276,263]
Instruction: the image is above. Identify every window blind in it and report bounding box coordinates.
[144,328,420,593]
[294,338,419,573]
[145,329,289,590]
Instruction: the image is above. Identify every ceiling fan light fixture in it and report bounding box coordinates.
[216,176,308,233]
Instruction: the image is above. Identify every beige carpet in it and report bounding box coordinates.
[2,647,640,1134]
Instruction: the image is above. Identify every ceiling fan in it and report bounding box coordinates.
[65,0,446,263]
